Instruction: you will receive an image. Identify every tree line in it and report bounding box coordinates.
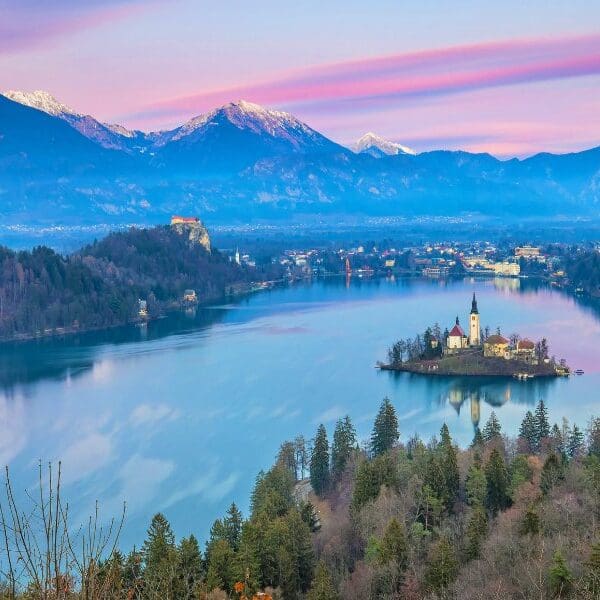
[0,226,281,340]
[0,401,599,599]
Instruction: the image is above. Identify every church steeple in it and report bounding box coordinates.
[469,293,481,346]
[471,292,478,315]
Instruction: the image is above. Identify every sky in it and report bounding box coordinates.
[1,0,599,157]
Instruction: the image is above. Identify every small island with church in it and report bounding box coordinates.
[380,294,570,378]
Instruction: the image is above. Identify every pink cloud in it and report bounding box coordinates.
[130,33,600,126]
[0,1,152,56]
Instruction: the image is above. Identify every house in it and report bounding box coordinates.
[483,334,510,358]
[446,317,468,352]
[183,289,197,303]
[138,299,148,318]
[516,338,537,363]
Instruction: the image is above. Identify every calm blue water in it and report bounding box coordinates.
[0,276,598,547]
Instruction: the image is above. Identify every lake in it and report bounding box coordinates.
[0,276,598,548]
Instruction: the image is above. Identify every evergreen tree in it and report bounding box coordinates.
[274,509,315,598]
[370,397,399,456]
[141,513,178,600]
[584,541,600,597]
[482,411,502,442]
[470,426,484,449]
[310,424,330,496]
[548,550,573,597]
[540,452,565,495]
[205,539,235,593]
[439,423,460,507]
[378,518,408,572]
[567,424,584,458]
[331,415,357,479]
[550,423,565,455]
[465,462,487,506]
[465,506,487,560]
[519,410,538,452]
[307,562,339,600]
[423,536,458,594]
[588,417,600,457]
[509,454,533,500]
[534,400,550,445]
[223,502,243,551]
[484,449,510,514]
[519,505,540,536]
[352,453,399,510]
[176,535,203,600]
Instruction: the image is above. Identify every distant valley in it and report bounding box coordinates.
[1,91,599,227]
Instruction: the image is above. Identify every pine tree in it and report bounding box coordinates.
[519,410,538,453]
[464,506,487,560]
[550,423,565,455]
[223,502,243,551]
[567,424,584,458]
[310,424,330,496]
[540,452,565,495]
[588,417,600,457]
[482,411,502,442]
[370,397,399,456]
[471,426,484,449]
[439,424,459,508]
[378,518,408,572]
[465,462,487,506]
[176,535,203,600]
[548,550,573,597]
[205,539,235,593]
[534,400,550,444]
[307,562,339,600]
[423,536,458,594]
[519,505,540,536]
[484,448,510,514]
[142,513,178,599]
[331,415,357,479]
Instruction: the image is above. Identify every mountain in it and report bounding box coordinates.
[352,132,416,157]
[153,100,346,173]
[3,90,147,152]
[1,91,599,225]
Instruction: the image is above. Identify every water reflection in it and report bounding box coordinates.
[0,276,597,547]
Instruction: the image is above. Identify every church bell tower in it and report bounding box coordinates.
[469,293,480,346]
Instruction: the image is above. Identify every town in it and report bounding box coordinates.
[220,235,598,296]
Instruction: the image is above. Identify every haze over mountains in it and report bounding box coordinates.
[1,91,599,226]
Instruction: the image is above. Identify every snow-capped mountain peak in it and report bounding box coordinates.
[352,132,416,156]
[166,99,331,151]
[4,90,80,117]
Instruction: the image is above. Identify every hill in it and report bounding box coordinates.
[0,222,278,340]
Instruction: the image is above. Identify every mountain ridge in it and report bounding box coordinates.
[1,91,599,225]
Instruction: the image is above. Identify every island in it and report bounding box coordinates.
[379,294,570,378]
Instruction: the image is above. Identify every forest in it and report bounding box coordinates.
[565,250,600,296]
[0,226,281,340]
[0,400,598,599]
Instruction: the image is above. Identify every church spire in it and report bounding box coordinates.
[471,292,478,315]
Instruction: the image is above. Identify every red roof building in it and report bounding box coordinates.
[449,323,466,338]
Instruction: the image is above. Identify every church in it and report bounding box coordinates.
[445,294,480,354]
